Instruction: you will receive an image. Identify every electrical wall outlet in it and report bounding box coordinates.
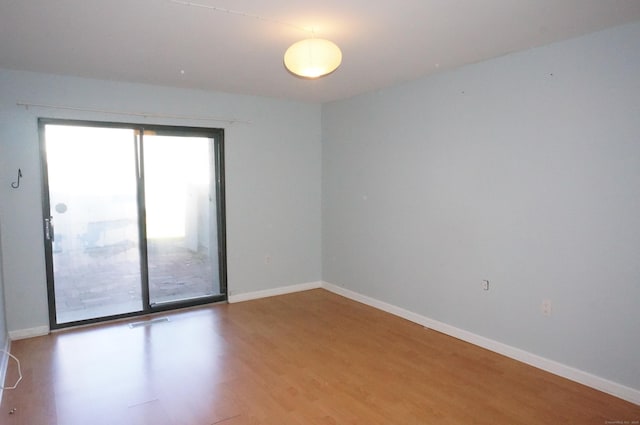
[542,299,552,316]
[264,255,272,265]
[482,280,489,291]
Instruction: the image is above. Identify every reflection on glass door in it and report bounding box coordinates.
[43,125,143,324]
[143,134,221,305]
[41,120,227,329]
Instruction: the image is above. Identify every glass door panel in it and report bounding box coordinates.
[41,120,226,329]
[143,134,220,305]
[44,125,144,324]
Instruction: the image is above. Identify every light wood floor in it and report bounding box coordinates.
[1,289,638,425]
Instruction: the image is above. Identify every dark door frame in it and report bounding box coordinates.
[39,118,228,330]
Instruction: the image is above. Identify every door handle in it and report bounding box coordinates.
[44,217,54,242]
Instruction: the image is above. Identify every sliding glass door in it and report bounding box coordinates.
[43,125,144,324]
[40,120,226,329]
[143,133,221,305]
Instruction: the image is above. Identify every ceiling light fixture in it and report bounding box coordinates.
[170,0,342,79]
[284,38,342,79]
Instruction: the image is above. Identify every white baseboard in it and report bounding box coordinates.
[9,325,50,341]
[228,281,323,304]
[0,338,10,404]
[4,284,637,405]
[321,281,640,406]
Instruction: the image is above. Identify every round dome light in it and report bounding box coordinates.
[284,38,342,79]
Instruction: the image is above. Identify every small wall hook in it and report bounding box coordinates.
[11,169,22,189]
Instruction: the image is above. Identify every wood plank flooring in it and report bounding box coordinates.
[1,289,638,424]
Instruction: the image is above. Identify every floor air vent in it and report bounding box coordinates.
[128,317,170,328]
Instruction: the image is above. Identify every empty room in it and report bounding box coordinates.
[0,1,639,424]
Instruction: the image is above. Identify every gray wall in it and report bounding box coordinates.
[0,69,322,333]
[0,222,7,348]
[322,22,640,390]
[0,221,6,398]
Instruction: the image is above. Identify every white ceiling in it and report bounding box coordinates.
[1,0,640,103]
